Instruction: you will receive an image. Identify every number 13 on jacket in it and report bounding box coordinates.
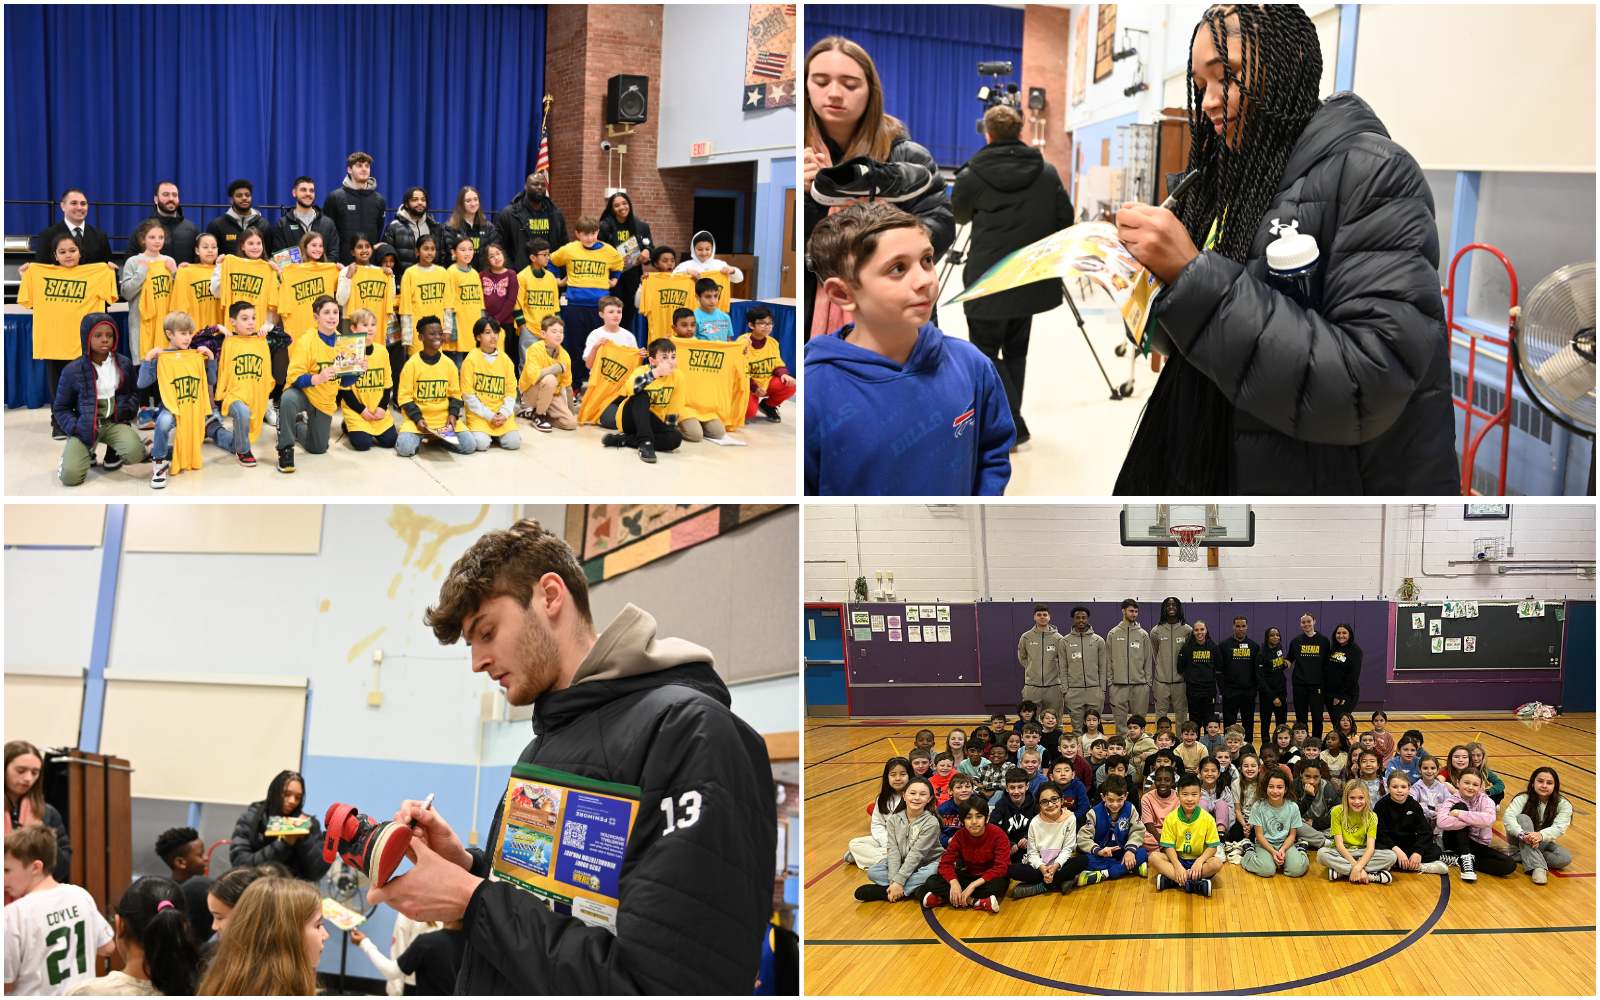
[489,763,641,935]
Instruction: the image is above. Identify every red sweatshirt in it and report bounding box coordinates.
[938,823,1012,882]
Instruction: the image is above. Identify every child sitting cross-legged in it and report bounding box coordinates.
[854,777,942,903]
[460,317,521,452]
[1073,774,1149,887]
[1046,759,1092,822]
[1227,753,1269,858]
[1317,777,1395,884]
[1009,781,1089,898]
[1196,757,1235,860]
[920,797,1011,913]
[1434,767,1518,881]
[978,744,1010,806]
[845,757,909,869]
[1152,773,1224,896]
[936,774,978,847]
[1140,765,1181,854]
[990,769,1038,864]
[1502,766,1572,885]
[334,308,398,452]
[1242,770,1308,879]
[396,315,475,458]
[1294,758,1337,849]
[1374,769,1449,876]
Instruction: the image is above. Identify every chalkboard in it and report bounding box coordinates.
[1395,602,1564,672]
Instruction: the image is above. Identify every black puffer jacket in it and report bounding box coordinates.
[805,131,954,326]
[228,801,331,882]
[53,314,140,451]
[266,205,341,263]
[493,191,570,273]
[323,177,389,264]
[1128,92,1458,494]
[456,605,775,995]
[382,209,437,277]
[950,138,1074,319]
[441,219,494,271]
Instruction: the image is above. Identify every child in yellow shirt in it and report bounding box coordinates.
[395,316,475,457]
[598,338,682,464]
[518,315,577,432]
[459,317,520,452]
[338,307,398,452]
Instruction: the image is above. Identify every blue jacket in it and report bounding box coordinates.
[1056,777,1092,821]
[53,313,140,450]
[1086,800,1139,853]
[804,323,1014,495]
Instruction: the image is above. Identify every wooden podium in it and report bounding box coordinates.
[43,749,132,975]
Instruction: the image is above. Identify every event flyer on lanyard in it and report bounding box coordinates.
[490,762,640,934]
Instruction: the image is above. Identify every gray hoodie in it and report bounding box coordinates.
[882,808,942,886]
[1017,624,1070,690]
[1063,626,1108,691]
[1106,621,1153,686]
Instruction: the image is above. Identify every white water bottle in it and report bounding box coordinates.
[1265,218,1321,312]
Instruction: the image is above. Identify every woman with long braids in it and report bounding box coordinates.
[228,769,331,882]
[1115,4,1456,494]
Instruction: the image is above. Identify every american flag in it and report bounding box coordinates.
[752,50,787,79]
[535,124,551,192]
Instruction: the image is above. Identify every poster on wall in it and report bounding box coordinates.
[1072,7,1089,105]
[936,606,951,622]
[1411,612,1425,629]
[908,627,922,643]
[923,625,938,643]
[1094,4,1117,83]
[743,4,796,110]
[573,504,787,582]
[1429,619,1441,635]
[851,611,869,626]
[870,615,884,632]
[1431,637,1444,653]
[889,629,902,642]
[906,607,920,623]
[1445,637,1462,651]
[1463,636,1477,652]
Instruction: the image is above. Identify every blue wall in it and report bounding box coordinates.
[805,5,1024,167]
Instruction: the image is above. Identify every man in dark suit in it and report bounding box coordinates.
[34,188,113,264]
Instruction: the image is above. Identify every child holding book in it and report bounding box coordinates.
[337,308,398,451]
[275,296,362,472]
[396,316,475,457]
[460,317,520,451]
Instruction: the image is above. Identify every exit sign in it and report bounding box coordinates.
[691,141,714,157]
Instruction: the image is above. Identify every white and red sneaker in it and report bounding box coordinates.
[922,892,944,909]
[972,895,1000,914]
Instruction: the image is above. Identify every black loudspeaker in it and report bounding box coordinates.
[1028,87,1046,110]
[606,74,649,124]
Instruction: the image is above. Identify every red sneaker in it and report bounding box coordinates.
[922,892,944,909]
[972,895,1000,914]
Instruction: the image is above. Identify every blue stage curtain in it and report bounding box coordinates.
[5,312,132,410]
[4,5,545,241]
[804,5,1024,168]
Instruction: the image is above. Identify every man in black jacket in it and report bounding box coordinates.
[206,179,266,257]
[128,182,200,265]
[323,152,388,264]
[369,519,774,995]
[493,172,569,273]
[1286,613,1331,740]
[950,105,1074,445]
[268,176,341,261]
[34,188,112,264]
[1217,616,1260,744]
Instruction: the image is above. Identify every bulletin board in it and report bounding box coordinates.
[842,602,979,687]
[1395,601,1565,673]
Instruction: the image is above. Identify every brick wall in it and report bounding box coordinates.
[1021,5,1075,190]
[543,5,754,257]
[804,505,1596,604]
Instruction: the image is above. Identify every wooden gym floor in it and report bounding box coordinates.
[803,714,1597,996]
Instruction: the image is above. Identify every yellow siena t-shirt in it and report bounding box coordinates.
[551,240,624,302]
[19,263,118,360]
[737,332,784,392]
[342,341,394,436]
[459,348,516,435]
[286,331,342,415]
[397,354,462,435]
[514,267,561,332]
[277,261,341,337]
[218,257,279,325]
[215,333,272,441]
[168,262,222,329]
[347,265,396,340]
[639,272,697,340]
[520,339,572,391]
[444,265,485,351]
[399,265,448,354]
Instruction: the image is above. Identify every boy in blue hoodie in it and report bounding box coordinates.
[805,202,1014,495]
[54,314,149,485]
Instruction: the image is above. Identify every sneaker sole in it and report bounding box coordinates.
[811,169,939,207]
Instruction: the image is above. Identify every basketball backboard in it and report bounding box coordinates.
[1119,504,1255,547]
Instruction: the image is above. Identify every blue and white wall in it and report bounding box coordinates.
[4,503,798,982]
[660,5,796,300]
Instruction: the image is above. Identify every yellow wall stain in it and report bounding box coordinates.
[347,626,387,663]
[388,504,489,571]
[319,599,331,613]
[433,564,443,581]
[387,573,403,599]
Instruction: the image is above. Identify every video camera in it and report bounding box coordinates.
[975,61,1020,135]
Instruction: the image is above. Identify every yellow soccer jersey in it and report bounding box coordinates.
[459,348,516,435]
[1160,805,1220,860]
[399,265,448,354]
[519,339,572,392]
[216,333,272,442]
[285,331,342,415]
[347,265,395,338]
[737,333,784,392]
[218,256,279,325]
[444,265,485,351]
[20,263,118,361]
[551,240,624,300]
[397,354,462,435]
[514,267,561,333]
[639,272,697,340]
[277,261,341,337]
[168,262,222,329]
[342,342,394,436]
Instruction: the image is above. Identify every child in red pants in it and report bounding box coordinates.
[737,306,794,422]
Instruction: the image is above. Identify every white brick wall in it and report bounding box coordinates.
[804,504,1596,603]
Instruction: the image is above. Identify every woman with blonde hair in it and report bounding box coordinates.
[802,35,952,337]
[196,877,326,995]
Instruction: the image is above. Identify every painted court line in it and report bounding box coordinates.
[804,924,1596,946]
[805,775,880,801]
[805,735,889,768]
[1483,733,1597,775]
[804,858,847,889]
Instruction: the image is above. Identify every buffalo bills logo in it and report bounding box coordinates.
[952,408,976,438]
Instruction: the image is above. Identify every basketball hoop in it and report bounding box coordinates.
[1171,525,1205,563]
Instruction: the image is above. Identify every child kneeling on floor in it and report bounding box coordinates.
[1318,778,1395,884]
[1010,781,1088,898]
[1076,775,1147,886]
[855,777,942,903]
[1152,773,1223,896]
[54,314,148,486]
[921,797,1011,913]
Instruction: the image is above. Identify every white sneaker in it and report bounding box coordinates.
[150,459,169,489]
[264,399,280,426]
[1531,867,1547,885]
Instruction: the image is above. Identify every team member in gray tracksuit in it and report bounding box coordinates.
[1061,606,1107,733]
[1105,598,1153,734]
[1148,596,1192,726]
[1017,604,1069,720]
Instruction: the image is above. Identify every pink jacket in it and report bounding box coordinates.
[1434,788,1497,846]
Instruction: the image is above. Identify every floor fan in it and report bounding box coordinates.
[1512,261,1595,494]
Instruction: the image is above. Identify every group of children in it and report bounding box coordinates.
[843,706,1573,912]
[31,214,790,484]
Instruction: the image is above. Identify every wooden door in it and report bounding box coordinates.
[781,187,796,297]
[1157,107,1191,202]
